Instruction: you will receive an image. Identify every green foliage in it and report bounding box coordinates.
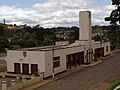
[105,0,120,25]
[17,74,23,82]
[106,26,120,50]
[112,0,120,5]
[0,25,4,36]
[107,79,120,90]
[0,37,9,52]
[25,39,38,47]
[92,34,102,41]
[0,23,79,50]
[0,52,7,57]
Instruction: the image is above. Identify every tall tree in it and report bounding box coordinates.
[105,0,120,25]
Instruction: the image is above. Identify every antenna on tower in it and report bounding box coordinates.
[3,19,5,24]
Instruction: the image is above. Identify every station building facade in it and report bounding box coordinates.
[6,11,110,78]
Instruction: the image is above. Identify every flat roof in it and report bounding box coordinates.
[16,43,84,51]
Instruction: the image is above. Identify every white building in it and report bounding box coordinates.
[6,11,110,78]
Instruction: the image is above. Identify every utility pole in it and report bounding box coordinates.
[3,19,5,24]
[52,40,55,79]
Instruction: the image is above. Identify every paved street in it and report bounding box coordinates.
[34,52,120,90]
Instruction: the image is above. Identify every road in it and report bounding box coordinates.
[34,53,120,90]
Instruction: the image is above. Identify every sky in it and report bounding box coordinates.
[0,0,115,28]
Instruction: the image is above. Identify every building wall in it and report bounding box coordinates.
[79,11,92,42]
[103,42,110,56]
[6,50,45,74]
[44,51,53,78]
[66,46,84,55]
[44,45,85,78]
[93,42,110,56]
[93,42,101,49]
[6,41,110,78]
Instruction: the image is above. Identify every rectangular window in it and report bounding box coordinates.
[106,46,108,52]
[53,56,60,68]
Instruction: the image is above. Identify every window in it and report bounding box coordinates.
[53,56,60,68]
[106,46,108,52]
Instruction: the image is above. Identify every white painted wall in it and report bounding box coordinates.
[79,11,92,42]
[6,50,45,74]
[92,41,110,56]
[103,42,110,56]
[44,45,85,78]
[53,49,66,74]
[93,42,101,49]
[66,46,84,55]
[44,51,53,78]
[6,41,110,78]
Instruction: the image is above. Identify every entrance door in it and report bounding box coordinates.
[95,49,98,60]
[14,63,21,74]
[80,51,84,64]
[31,64,38,75]
[66,55,71,69]
[101,47,104,57]
[22,63,29,75]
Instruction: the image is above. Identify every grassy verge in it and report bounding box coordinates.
[107,80,120,90]
[0,52,7,57]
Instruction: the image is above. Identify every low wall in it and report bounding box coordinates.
[1,76,43,90]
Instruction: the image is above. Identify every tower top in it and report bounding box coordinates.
[3,19,5,24]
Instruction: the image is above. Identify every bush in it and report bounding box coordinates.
[107,80,120,90]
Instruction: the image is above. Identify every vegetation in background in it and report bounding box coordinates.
[0,24,79,52]
[0,52,7,57]
[104,0,120,50]
[105,0,120,26]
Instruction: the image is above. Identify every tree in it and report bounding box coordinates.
[0,37,9,52]
[105,0,120,25]
[0,25,4,36]
[105,0,120,50]
[25,39,38,47]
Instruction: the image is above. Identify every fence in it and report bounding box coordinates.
[1,73,44,90]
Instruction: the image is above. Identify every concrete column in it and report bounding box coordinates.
[1,81,7,90]
[31,74,35,83]
[11,80,16,86]
[39,72,43,80]
[70,55,73,69]
[2,72,5,78]
[86,50,89,64]
[74,54,77,67]
[11,79,16,89]
[88,49,91,63]
[66,56,69,69]
[22,77,26,83]
[79,53,81,65]
[91,49,93,61]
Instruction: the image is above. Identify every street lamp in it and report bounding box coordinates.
[52,37,55,79]
[52,42,54,79]
[100,40,104,60]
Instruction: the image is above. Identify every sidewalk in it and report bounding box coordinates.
[21,52,118,90]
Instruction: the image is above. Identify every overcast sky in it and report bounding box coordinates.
[0,0,115,28]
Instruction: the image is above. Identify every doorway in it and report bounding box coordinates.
[22,63,29,75]
[31,64,38,75]
[14,63,21,74]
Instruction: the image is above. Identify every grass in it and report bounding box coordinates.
[0,52,7,57]
[107,80,120,90]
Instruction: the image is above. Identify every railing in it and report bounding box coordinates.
[1,73,44,90]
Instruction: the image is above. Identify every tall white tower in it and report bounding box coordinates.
[79,11,93,63]
[79,11,92,41]
[79,11,92,48]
